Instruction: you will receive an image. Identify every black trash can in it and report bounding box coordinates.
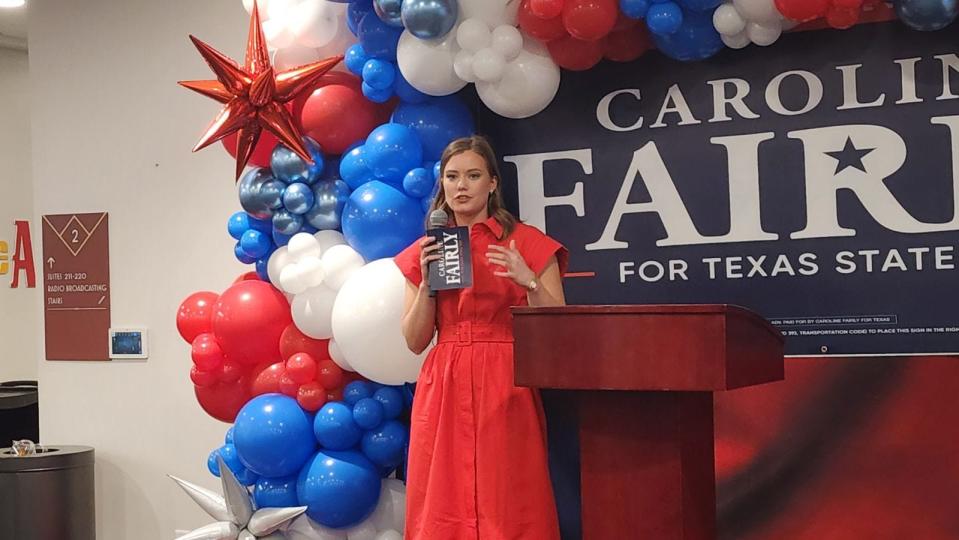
[0,445,96,540]
[0,380,39,443]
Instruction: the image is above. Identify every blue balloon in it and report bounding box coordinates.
[348,0,375,36]
[235,242,257,264]
[365,123,424,182]
[620,0,650,18]
[248,216,273,234]
[306,179,351,230]
[297,450,381,528]
[240,229,272,259]
[273,230,293,247]
[358,11,403,60]
[344,381,375,405]
[283,182,316,215]
[421,195,432,213]
[374,0,404,27]
[647,2,683,35]
[373,387,405,420]
[340,145,372,190]
[352,398,385,430]
[314,402,363,450]
[207,449,221,476]
[360,420,408,468]
[651,10,724,62]
[217,444,259,486]
[255,257,270,281]
[254,476,300,508]
[225,427,235,444]
[896,0,958,30]
[239,168,284,219]
[393,71,430,104]
[680,0,721,11]
[271,138,325,185]
[342,180,425,260]
[433,160,442,180]
[228,212,251,240]
[273,209,304,236]
[403,383,415,408]
[301,223,319,235]
[402,0,458,40]
[392,96,475,161]
[362,81,394,103]
[345,44,370,76]
[234,394,317,478]
[363,59,397,90]
[402,167,433,198]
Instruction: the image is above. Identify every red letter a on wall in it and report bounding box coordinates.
[11,220,36,288]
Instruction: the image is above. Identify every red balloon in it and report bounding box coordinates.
[190,365,219,388]
[326,388,345,402]
[826,5,859,28]
[177,291,219,343]
[612,11,640,32]
[251,362,286,396]
[297,382,327,412]
[294,74,379,154]
[603,26,651,63]
[221,130,280,169]
[519,0,569,42]
[548,35,605,71]
[832,0,862,8]
[562,0,618,42]
[213,280,291,365]
[191,333,226,372]
[218,359,245,384]
[279,373,300,397]
[530,0,565,19]
[195,378,251,423]
[279,324,333,362]
[317,360,344,390]
[774,0,829,21]
[233,272,261,284]
[287,353,318,384]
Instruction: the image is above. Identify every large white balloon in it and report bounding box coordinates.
[290,0,341,48]
[321,244,366,291]
[291,284,338,339]
[375,532,402,540]
[328,339,354,372]
[475,39,560,119]
[314,230,347,254]
[273,45,323,71]
[458,0,521,26]
[369,479,406,533]
[331,259,427,385]
[397,30,468,96]
[286,515,348,540]
[345,521,377,540]
[267,246,291,289]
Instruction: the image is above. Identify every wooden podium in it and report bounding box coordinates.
[512,305,784,540]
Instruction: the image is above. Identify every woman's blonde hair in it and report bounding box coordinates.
[427,135,516,239]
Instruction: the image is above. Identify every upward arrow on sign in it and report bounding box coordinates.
[47,257,55,269]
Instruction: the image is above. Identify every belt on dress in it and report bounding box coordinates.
[436,322,514,345]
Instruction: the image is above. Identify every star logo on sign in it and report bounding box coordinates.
[826,137,876,174]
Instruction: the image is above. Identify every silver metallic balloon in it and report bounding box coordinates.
[401,0,458,40]
[374,0,405,27]
[238,168,284,220]
[270,137,325,185]
[282,182,316,215]
[306,179,351,230]
[896,0,958,31]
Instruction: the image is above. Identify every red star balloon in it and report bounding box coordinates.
[179,1,343,179]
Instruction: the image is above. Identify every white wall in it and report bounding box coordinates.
[0,47,38,383]
[29,1,256,538]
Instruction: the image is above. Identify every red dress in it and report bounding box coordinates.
[394,217,567,540]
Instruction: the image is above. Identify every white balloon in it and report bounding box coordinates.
[459,0,521,26]
[731,0,782,25]
[242,0,271,15]
[370,479,406,532]
[280,264,308,295]
[453,49,476,83]
[267,246,291,289]
[331,259,427,385]
[456,18,491,52]
[471,48,506,83]
[375,532,402,540]
[288,233,323,262]
[314,6,358,66]
[475,39,560,119]
[713,4,747,36]
[346,521,377,540]
[721,31,752,49]
[321,245,366,291]
[267,0,296,21]
[384,479,406,532]
[299,257,327,289]
[273,45,323,72]
[263,17,297,50]
[314,230,347,254]
[746,21,782,46]
[490,25,523,61]
[286,515,348,540]
[397,30,468,96]
[292,0,341,48]
[292,284,338,339]
[328,339,354,372]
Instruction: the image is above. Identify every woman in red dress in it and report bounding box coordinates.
[395,136,566,540]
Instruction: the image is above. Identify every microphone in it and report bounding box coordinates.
[425,208,473,294]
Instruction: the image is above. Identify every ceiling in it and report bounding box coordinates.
[0,3,27,49]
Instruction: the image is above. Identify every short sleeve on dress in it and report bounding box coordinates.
[394,239,423,286]
[518,224,569,276]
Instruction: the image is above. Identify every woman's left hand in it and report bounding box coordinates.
[486,240,536,288]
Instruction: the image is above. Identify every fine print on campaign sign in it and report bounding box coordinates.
[477,23,959,356]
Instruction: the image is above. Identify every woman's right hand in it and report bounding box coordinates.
[419,236,442,289]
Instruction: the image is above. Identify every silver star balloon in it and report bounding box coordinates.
[170,456,307,540]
